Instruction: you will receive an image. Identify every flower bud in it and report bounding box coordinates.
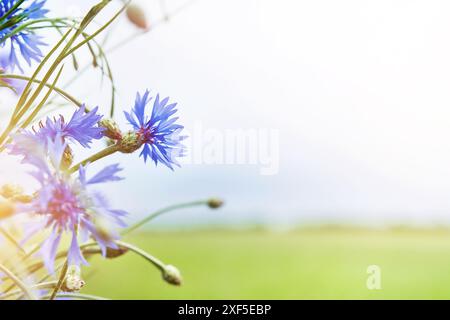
[0,201,15,219]
[126,4,150,30]
[163,265,182,286]
[63,265,85,292]
[208,198,224,209]
[99,119,122,140]
[61,145,74,170]
[118,131,144,154]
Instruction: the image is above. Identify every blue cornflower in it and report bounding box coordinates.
[8,106,104,157]
[35,105,105,148]
[124,90,186,170]
[0,0,48,72]
[13,135,127,272]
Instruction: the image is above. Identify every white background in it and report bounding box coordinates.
[3,0,450,228]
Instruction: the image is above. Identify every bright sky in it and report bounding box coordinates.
[3,0,450,227]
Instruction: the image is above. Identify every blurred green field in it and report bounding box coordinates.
[84,228,450,299]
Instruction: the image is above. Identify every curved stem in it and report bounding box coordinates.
[68,144,120,174]
[0,227,26,255]
[63,1,131,58]
[0,0,116,148]
[0,263,36,300]
[122,200,208,235]
[115,241,165,272]
[0,0,25,22]
[58,0,198,100]
[19,64,65,130]
[0,74,85,109]
[49,260,68,300]
[0,29,72,147]
[43,293,108,300]
[0,281,57,300]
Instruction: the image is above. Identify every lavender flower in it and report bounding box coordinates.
[36,105,105,148]
[13,135,126,272]
[9,106,103,153]
[0,0,48,72]
[124,90,186,170]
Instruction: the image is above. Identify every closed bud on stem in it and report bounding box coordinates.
[62,265,85,292]
[118,131,144,154]
[0,201,15,219]
[61,145,74,170]
[99,119,122,140]
[163,265,182,286]
[208,198,224,209]
[126,4,150,30]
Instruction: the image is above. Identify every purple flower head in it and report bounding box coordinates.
[35,105,105,148]
[7,106,104,158]
[15,136,126,273]
[124,90,187,170]
[0,0,48,72]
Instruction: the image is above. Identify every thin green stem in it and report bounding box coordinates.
[0,281,57,300]
[0,74,85,109]
[43,293,108,300]
[19,65,65,130]
[0,0,115,148]
[0,227,26,255]
[1,18,71,42]
[0,29,72,147]
[115,241,165,272]
[63,1,130,58]
[57,0,197,103]
[0,0,25,22]
[122,200,208,235]
[68,144,120,174]
[49,260,68,300]
[0,263,36,300]
[12,28,72,120]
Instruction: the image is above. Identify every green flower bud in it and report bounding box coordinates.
[208,198,224,209]
[118,131,144,154]
[163,265,183,286]
[61,145,74,170]
[99,119,123,140]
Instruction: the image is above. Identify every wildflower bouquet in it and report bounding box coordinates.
[0,0,221,300]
